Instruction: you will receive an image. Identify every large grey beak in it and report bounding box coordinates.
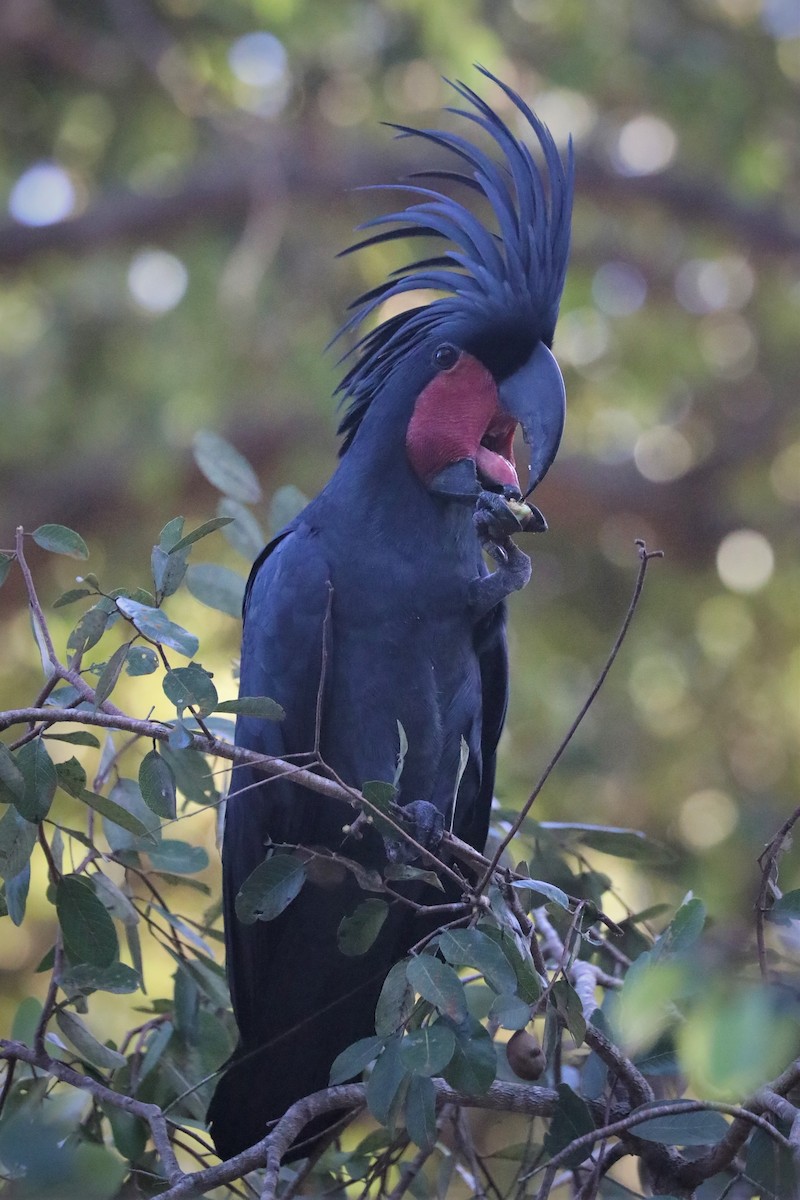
[499,341,566,498]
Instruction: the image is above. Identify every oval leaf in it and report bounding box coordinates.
[15,738,57,822]
[32,524,89,560]
[442,1015,496,1094]
[366,1038,408,1128]
[215,695,285,720]
[0,808,37,881]
[193,431,262,504]
[329,1035,385,1086]
[55,1009,126,1070]
[147,839,208,874]
[543,1082,595,1167]
[490,993,532,1031]
[115,597,199,657]
[437,928,517,994]
[407,956,468,1023]
[56,875,119,968]
[405,1073,437,1152]
[139,749,177,819]
[633,1107,730,1146]
[168,516,234,555]
[376,959,416,1037]
[94,643,130,710]
[126,646,159,676]
[185,563,245,618]
[163,664,218,717]
[235,854,306,924]
[338,899,389,956]
[399,1023,456,1076]
[218,497,265,561]
[0,742,25,804]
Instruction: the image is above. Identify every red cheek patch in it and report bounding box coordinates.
[406,352,519,490]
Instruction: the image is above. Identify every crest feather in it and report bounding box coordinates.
[334,67,574,453]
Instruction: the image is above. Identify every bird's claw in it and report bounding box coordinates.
[385,799,444,864]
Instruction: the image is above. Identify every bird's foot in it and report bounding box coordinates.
[385,799,445,865]
[469,490,535,618]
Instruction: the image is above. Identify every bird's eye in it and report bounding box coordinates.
[433,343,459,371]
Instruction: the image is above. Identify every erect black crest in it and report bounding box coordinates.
[334,66,574,454]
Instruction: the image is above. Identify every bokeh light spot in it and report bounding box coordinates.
[9,162,77,226]
[716,529,774,593]
[128,249,189,314]
[695,595,755,664]
[634,426,694,482]
[592,262,648,316]
[228,32,287,87]
[614,115,677,175]
[678,789,739,850]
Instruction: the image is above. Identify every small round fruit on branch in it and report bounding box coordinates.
[506,1028,545,1081]
[507,499,548,533]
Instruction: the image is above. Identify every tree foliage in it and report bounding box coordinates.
[1,1,800,1196]
[0,435,799,1198]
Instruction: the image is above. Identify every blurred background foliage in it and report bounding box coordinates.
[1,0,799,1032]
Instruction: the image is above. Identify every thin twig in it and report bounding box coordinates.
[476,541,662,892]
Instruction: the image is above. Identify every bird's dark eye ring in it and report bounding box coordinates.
[433,343,459,371]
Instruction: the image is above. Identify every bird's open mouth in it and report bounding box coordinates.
[476,412,519,492]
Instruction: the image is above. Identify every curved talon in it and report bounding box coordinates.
[385,799,445,864]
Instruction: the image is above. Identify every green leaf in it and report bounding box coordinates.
[490,993,532,1030]
[384,863,444,891]
[151,543,188,600]
[193,431,262,504]
[44,731,101,748]
[115,596,199,657]
[653,897,707,961]
[159,745,218,805]
[56,875,119,967]
[0,806,38,881]
[407,956,468,1023]
[766,889,800,924]
[163,663,218,716]
[399,1023,456,1076]
[56,756,87,797]
[329,1035,385,1085]
[215,695,285,720]
[479,926,542,1004]
[550,978,587,1046]
[338,899,389,956]
[139,749,177,819]
[362,780,397,813]
[543,1083,595,1166]
[32,524,89,559]
[218,497,265,561]
[185,563,245,617]
[159,516,185,551]
[147,840,208,874]
[269,484,307,534]
[442,1016,496,1094]
[55,1008,126,1070]
[0,553,13,589]
[405,1073,437,1152]
[745,1125,800,1200]
[126,645,159,676]
[93,643,130,709]
[61,955,140,993]
[375,959,415,1037]
[53,586,93,608]
[15,738,57,822]
[632,1106,730,1145]
[366,1037,408,1129]
[81,787,156,842]
[6,865,30,925]
[0,742,25,804]
[235,854,306,924]
[168,516,234,554]
[512,877,570,910]
[68,601,113,656]
[437,928,517,994]
[138,1020,174,1084]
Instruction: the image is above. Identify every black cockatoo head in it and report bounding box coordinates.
[334,68,574,503]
